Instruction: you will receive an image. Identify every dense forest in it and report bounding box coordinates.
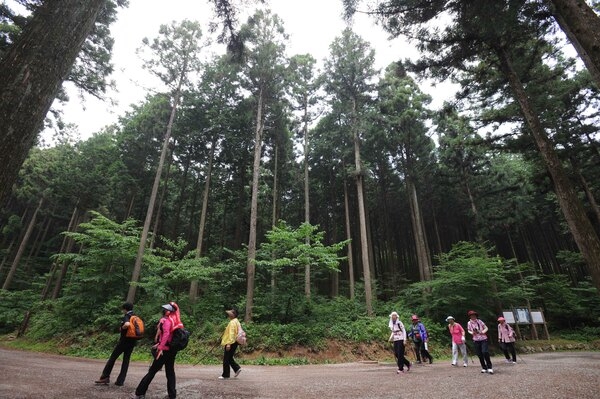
[1,0,600,350]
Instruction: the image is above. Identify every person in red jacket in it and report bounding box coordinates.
[130,302,182,399]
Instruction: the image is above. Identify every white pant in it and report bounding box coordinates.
[452,342,468,364]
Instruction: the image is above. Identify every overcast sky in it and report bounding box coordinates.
[47,0,455,143]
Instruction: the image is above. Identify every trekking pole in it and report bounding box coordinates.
[193,341,221,366]
[465,343,475,364]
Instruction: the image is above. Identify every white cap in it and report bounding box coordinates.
[446,316,455,322]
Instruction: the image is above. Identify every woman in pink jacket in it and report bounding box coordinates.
[131,302,183,399]
[497,316,517,364]
[446,316,468,367]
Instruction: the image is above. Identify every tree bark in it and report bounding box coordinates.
[0,0,107,201]
[246,86,265,322]
[406,179,432,281]
[2,197,43,290]
[352,99,374,316]
[189,136,216,301]
[343,173,355,300]
[550,0,600,88]
[127,72,185,303]
[496,45,600,293]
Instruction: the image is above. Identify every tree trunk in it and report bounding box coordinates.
[406,179,432,281]
[246,86,265,322]
[496,45,600,293]
[550,0,600,88]
[352,99,373,316]
[189,136,216,301]
[343,166,356,300]
[302,103,312,299]
[149,149,173,249]
[0,0,106,202]
[41,204,78,300]
[127,71,185,303]
[2,197,43,290]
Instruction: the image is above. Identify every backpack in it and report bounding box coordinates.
[170,327,191,351]
[236,322,247,345]
[125,315,145,339]
[411,325,422,342]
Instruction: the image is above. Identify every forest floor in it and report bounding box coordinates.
[1,347,599,399]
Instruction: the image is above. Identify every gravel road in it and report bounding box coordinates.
[0,348,599,398]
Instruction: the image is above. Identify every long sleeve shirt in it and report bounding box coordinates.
[498,322,516,343]
[389,320,407,342]
[156,316,173,351]
[467,319,488,342]
[221,318,240,346]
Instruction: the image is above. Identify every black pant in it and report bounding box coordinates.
[393,340,411,371]
[413,340,433,363]
[135,349,177,399]
[101,338,136,384]
[501,341,517,362]
[474,339,493,370]
[222,342,240,378]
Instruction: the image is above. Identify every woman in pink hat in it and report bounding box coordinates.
[497,316,517,363]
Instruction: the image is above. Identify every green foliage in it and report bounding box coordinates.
[400,241,531,323]
[558,326,600,342]
[0,289,34,333]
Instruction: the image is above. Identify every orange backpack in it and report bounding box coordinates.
[125,315,145,339]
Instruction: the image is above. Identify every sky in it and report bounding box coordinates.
[46,0,456,143]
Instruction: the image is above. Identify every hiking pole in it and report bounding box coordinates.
[465,343,475,364]
[193,341,221,366]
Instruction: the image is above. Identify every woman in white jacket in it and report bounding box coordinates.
[388,311,411,374]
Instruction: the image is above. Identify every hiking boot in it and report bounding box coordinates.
[505,359,512,363]
[429,357,433,364]
[115,381,124,386]
[481,369,487,373]
[463,363,468,367]
[416,360,422,364]
[234,368,242,377]
[95,377,109,384]
[129,394,145,399]
[451,362,457,366]
[406,363,411,372]
[488,368,494,374]
[218,376,229,380]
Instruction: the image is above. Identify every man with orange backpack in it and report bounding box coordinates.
[95,302,142,386]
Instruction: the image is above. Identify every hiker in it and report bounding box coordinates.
[408,315,433,364]
[219,308,242,380]
[467,310,493,374]
[497,316,517,364]
[388,311,411,374]
[95,302,138,386]
[446,316,468,367]
[130,302,183,399]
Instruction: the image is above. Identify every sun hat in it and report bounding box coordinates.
[497,316,506,322]
[162,303,174,312]
[411,314,419,321]
[446,316,455,322]
[389,311,399,318]
[467,310,478,317]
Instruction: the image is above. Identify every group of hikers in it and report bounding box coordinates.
[93,302,518,398]
[388,310,518,376]
[94,302,243,399]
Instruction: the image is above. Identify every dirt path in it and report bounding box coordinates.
[1,348,599,398]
